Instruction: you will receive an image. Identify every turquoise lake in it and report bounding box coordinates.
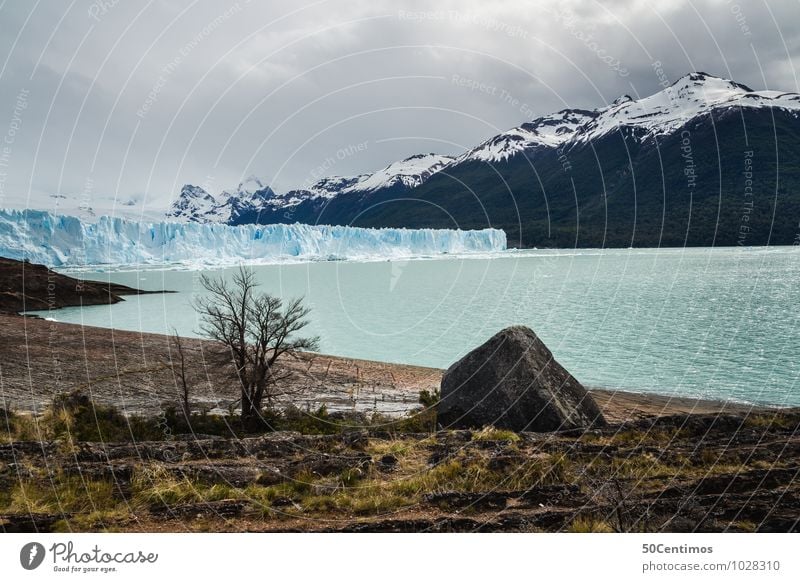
[36,246,800,407]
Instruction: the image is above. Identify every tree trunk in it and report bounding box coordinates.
[241,385,259,430]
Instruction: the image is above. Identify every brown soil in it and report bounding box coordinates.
[0,314,439,416]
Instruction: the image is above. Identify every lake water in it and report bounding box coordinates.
[36,246,800,406]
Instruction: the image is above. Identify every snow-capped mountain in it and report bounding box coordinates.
[167,176,276,223]
[231,175,269,197]
[306,175,369,198]
[453,72,800,164]
[370,71,800,248]
[167,175,352,223]
[166,184,218,222]
[171,72,800,226]
[214,175,277,223]
[169,154,455,223]
[271,175,370,209]
[326,72,800,248]
[571,72,800,144]
[346,153,455,192]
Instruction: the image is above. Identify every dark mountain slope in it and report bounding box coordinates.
[348,107,800,247]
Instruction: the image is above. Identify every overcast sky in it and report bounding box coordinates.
[0,0,798,211]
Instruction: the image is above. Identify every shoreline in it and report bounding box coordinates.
[1,256,792,419]
[0,313,787,422]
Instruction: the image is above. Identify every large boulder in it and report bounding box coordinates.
[437,326,606,432]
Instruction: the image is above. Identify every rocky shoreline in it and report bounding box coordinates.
[0,313,777,421]
[0,257,782,420]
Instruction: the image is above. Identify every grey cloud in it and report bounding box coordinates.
[0,0,798,211]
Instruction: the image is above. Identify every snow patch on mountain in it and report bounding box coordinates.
[216,176,276,221]
[233,175,269,196]
[308,175,368,198]
[270,175,370,209]
[347,153,455,192]
[456,109,597,164]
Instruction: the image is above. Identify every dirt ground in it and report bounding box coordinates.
[0,314,437,417]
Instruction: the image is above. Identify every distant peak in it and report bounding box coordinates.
[668,71,754,93]
[677,72,720,84]
[180,184,212,198]
[400,153,452,163]
[612,95,633,106]
[688,71,714,81]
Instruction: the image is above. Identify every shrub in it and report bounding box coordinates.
[418,389,440,408]
[277,404,340,434]
[0,408,40,442]
[43,390,163,443]
[161,406,239,438]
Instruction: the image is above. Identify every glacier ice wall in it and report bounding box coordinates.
[0,209,507,267]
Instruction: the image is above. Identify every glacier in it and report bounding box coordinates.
[0,209,507,268]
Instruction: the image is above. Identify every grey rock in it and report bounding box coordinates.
[438,326,606,432]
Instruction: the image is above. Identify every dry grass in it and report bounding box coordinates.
[472,426,521,442]
[744,413,798,430]
[567,516,615,533]
[3,475,121,516]
[4,413,799,532]
[0,410,41,443]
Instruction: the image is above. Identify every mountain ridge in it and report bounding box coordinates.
[154,72,800,246]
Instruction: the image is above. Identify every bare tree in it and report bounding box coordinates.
[169,328,191,419]
[193,266,319,425]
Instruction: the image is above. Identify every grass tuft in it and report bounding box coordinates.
[567,516,615,533]
[473,426,521,442]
